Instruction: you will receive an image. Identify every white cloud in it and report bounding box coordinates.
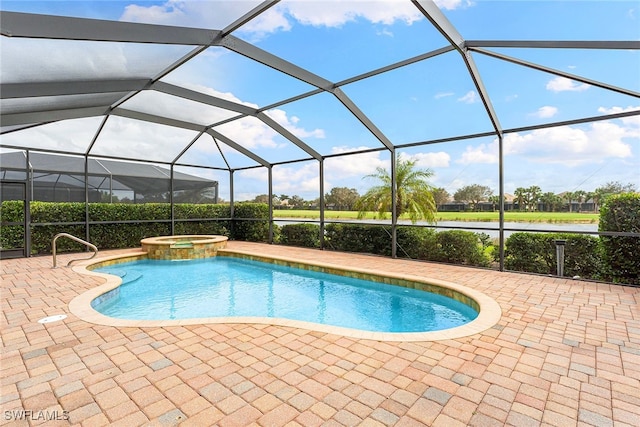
[265,109,325,139]
[447,179,467,192]
[504,123,632,166]
[237,6,292,38]
[183,83,260,110]
[325,147,388,182]
[238,162,320,195]
[457,91,477,104]
[273,163,320,194]
[95,116,201,160]
[119,90,240,126]
[280,0,424,28]
[457,114,635,166]
[400,151,450,168]
[598,105,640,128]
[214,116,280,150]
[435,92,454,99]
[546,76,590,92]
[377,28,394,37]
[435,0,474,10]
[120,1,264,28]
[458,143,499,165]
[532,106,558,118]
[115,85,327,154]
[236,167,267,180]
[120,0,471,36]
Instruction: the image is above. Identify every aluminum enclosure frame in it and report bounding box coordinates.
[1,1,639,267]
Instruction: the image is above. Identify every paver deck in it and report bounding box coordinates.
[2,241,639,426]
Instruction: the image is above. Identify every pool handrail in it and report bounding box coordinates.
[52,233,98,268]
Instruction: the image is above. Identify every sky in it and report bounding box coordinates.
[1,0,639,202]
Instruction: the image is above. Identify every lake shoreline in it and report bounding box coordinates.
[272,210,599,224]
[273,216,600,238]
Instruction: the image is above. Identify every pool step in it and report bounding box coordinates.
[105,269,142,285]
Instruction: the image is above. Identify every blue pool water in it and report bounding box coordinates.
[92,257,478,333]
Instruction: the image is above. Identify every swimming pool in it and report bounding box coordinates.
[90,256,478,333]
[69,246,502,341]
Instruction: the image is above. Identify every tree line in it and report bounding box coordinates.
[445,181,636,212]
[254,179,636,214]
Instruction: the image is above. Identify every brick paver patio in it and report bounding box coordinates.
[2,241,639,426]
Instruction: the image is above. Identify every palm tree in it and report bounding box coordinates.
[540,192,561,212]
[488,195,502,212]
[562,191,575,212]
[355,158,437,224]
[524,185,542,212]
[514,187,527,211]
[573,190,587,212]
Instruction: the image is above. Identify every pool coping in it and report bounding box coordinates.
[68,248,502,342]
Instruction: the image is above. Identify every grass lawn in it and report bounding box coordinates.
[272,210,599,223]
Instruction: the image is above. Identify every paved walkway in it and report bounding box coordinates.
[1,242,639,426]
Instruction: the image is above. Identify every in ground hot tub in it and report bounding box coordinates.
[140,235,228,260]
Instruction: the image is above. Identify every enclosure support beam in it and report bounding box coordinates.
[411,0,465,49]
[207,129,270,168]
[153,81,257,116]
[221,0,280,37]
[258,112,322,161]
[1,79,152,99]
[319,159,325,250]
[498,133,505,271]
[0,106,110,127]
[333,88,394,152]
[472,48,640,99]
[170,165,175,236]
[219,34,334,91]
[390,149,397,259]
[465,40,640,49]
[268,167,274,244]
[84,156,90,244]
[172,131,206,166]
[229,170,235,238]
[25,150,32,258]
[461,51,502,134]
[112,108,205,132]
[1,11,220,45]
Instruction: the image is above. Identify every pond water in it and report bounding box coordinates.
[431,221,598,238]
[275,218,599,238]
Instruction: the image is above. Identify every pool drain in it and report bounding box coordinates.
[38,314,67,324]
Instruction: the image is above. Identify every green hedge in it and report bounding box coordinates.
[279,223,321,248]
[230,203,270,242]
[0,201,24,251]
[503,233,550,274]
[325,223,391,255]
[504,232,603,279]
[433,230,492,267]
[0,201,269,255]
[395,227,439,260]
[324,223,491,267]
[33,201,86,223]
[173,203,230,237]
[599,193,640,285]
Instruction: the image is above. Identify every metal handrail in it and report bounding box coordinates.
[52,233,98,268]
